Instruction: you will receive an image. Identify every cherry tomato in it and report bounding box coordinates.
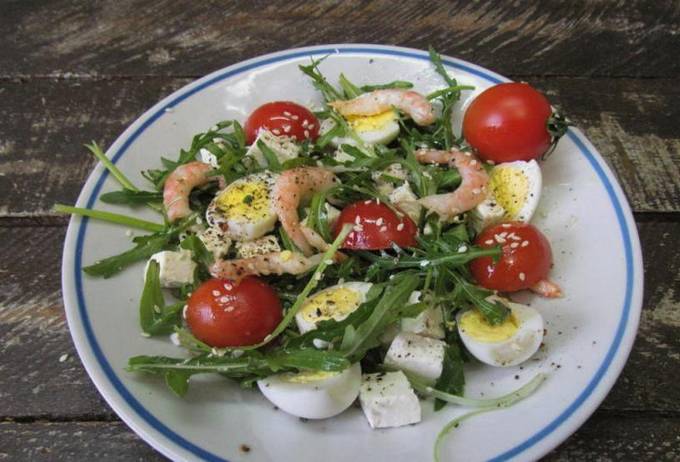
[244,101,320,144]
[462,83,553,163]
[469,222,552,292]
[333,200,418,250]
[186,277,282,347]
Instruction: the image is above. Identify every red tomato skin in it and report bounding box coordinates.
[333,200,418,250]
[186,277,282,347]
[469,222,552,292]
[462,83,552,163]
[244,101,320,144]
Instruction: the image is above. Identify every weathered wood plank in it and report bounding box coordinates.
[0,77,678,217]
[0,222,678,420]
[1,413,679,461]
[2,0,679,78]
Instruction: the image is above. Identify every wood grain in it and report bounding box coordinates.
[2,0,679,78]
[1,222,678,420]
[0,77,678,218]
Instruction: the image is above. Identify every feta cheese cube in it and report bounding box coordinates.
[246,130,301,166]
[199,148,219,168]
[389,183,421,223]
[146,250,196,288]
[359,371,421,429]
[235,235,281,259]
[384,332,446,384]
[470,194,506,232]
[197,227,231,260]
[401,291,445,339]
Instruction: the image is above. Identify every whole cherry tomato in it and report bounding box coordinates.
[469,222,552,292]
[186,277,282,347]
[463,83,553,163]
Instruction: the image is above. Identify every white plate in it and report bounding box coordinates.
[61,45,643,462]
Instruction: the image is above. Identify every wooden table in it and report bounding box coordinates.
[1,1,678,460]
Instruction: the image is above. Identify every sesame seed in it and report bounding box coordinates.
[302,119,309,128]
[464,151,471,156]
[364,200,372,204]
[499,231,508,238]
[470,160,477,166]
[304,129,310,138]
[308,123,315,129]
[125,229,133,237]
[291,115,299,120]
[510,242,519,248]
[519,272,526,281]
[169,333,181,346]
[59,354,69,363]
[419,260,430,267]
[501,223,511,228]
[353,224,364,232]
[472,188,481,194]
[182,305,188,319]
[376,218,384,226]
[397,223,405,231]
[485,239,494,245]
[355,216,361,225]
[283,111,292,117]
[379,226,387,232]
[494,234,506,244]
[324,259,334,265]
[282,125,291,133]
[212,290,221,297]
[458,245,468,253]
[219,296,230,303]
[272,129,281,135]
[314,272,323,280]
[521,240,530,247]
[153,304,161,314]
[224,283,233,290]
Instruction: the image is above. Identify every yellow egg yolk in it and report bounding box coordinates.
[281,370,338,384]
[346,110,397,133]
[216,180,270,221]
[459,309,519,343]
[299,287,363,323]
[489,167,529,218]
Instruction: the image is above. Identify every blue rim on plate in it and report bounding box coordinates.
[67,45,638,461]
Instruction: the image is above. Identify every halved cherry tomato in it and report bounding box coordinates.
[469,222,552,292]
[186,277,282,347]
[462,83,553,163]
[244,101,320,144]
[333,200,418,250]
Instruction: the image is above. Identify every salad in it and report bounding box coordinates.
[57,48,569,459]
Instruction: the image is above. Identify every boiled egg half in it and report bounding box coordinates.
[321,110,400,148]
[257,363,362,419]
[295,281,373,334]
[205,172,278,241]
[457,297,544,367]
[471,160,542,231]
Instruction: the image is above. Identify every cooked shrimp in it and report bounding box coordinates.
[415,148,489,220]
[164,161,221,222]
[530,279,563,298]
[329,89,436,126]
[209,251,322,280]
[272,167,340,256]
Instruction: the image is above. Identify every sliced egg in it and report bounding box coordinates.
[205,172,278,241]
[471,160,542,231]
[295,281,373,334]
[321,110,400,148]
[257,363,361,419]
[457,297,544,367]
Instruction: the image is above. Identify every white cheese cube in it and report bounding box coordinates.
[384,332,446,384]
[199,148,219,168]
[389,183,421,223]
[146,250,196,288]
[470,193,506,232]
[246,130,301,166]
[400,291,445,339]
[197,227,231,260]
[359,371,421,429]
[235,235,281,259]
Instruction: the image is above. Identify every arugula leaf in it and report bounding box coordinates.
[180,234,214,267]
[138,260,185,335]
[298,56,343,102]
[99,189,163,205]
[54,204,164,233]
[448,270,510,325]
[305,191,332,242]
[83,232,173,278]
[256,139,282,172]
[433,343,465,411]
[360,80,413,92]
[338,73,362,99]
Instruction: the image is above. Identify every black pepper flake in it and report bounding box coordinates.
[240,444,251,453]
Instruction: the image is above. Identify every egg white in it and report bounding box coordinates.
[257,363,362,419]
[457,297,544,367]
[205,172,278,242]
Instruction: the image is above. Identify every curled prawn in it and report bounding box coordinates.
[163,161,223,222]
[415,149,489,220]
[272,167,340,256]
[209,251,323,280]
[329,89,436,126]
[530,279,563,298]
